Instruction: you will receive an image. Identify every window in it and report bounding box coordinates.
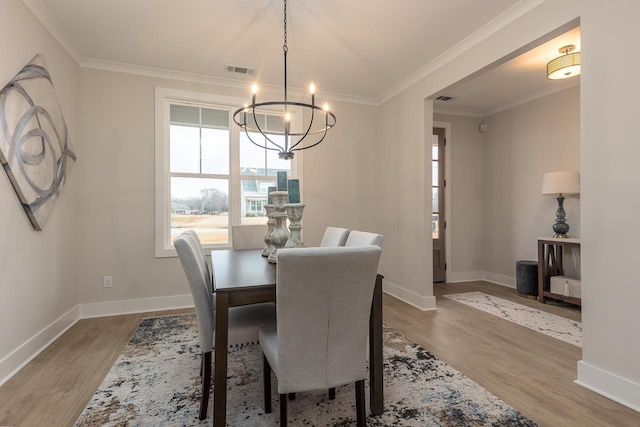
[155,88,302,257]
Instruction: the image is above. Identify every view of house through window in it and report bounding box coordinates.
[168,103,291,247]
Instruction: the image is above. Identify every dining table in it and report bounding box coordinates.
[211,248,384,426]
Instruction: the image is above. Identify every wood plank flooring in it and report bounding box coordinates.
[1,282,638,426]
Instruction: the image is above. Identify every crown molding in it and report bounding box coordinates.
[21,0,84,64]
[378,0,548,105]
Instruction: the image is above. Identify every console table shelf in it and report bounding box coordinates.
[537,237,581,306]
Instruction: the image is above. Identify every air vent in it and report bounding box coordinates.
[435,95,453,102]
[226,64,255,75]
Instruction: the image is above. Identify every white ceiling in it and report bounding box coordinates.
[29,0,580,113]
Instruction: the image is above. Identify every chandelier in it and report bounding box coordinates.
[233,0,336,160]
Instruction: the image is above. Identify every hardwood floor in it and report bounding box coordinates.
[1,282,638,426]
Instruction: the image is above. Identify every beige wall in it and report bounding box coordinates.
[76,68,377,304]
[481,86,581,281]
[377,0,639,411]
[0,0,80,379]
[579,0,640,397]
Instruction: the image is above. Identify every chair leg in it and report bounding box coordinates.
[355,379,366,427]
[199,352,212,420]
[280,393,288,426]
[263,355,272,414]
[329,387,336,400]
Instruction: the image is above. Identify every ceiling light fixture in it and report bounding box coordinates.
[547,45,581,80]
[233,0,336,160]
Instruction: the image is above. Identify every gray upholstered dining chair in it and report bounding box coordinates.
[231,224,267,250]
[174,231,276,420]
[345,230,384,247]
[258,245,382,426]
[319,226,350,247]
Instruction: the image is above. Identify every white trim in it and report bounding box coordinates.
[156,87,244,257]
[482,271,516,288]
[576,361,640,413]
[378,0,548,104]
[0,305,79,387]
[79,294,194,319]
[21,0,84,64]
[448,271,484,283]
[383,279,437,311]
[154,87,303,257]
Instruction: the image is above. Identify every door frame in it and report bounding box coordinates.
[434,121,452,282]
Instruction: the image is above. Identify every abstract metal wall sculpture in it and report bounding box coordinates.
[0,54,76,231]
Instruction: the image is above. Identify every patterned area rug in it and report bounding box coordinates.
[74,314,537,426]
[444,292,581,347]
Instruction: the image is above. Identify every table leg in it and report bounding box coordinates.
[213,292,230,427]
[369,274,384,415]
[538,241,545,303]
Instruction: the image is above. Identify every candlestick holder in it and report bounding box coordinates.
[268,191,290,263]
[284,203,305,248]
[262,204,276,257]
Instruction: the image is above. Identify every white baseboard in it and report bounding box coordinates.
[481,271,516,288]
[78,294,194,318]
[447,271,483,283]
[383,279,436,311]
[447,270,516,289]
[0,305,79,387]
[1,294,195,387]
[576,360,640,412]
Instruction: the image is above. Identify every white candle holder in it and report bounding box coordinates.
[262,204,276,257]
[284,203,305,248]
[268,191,290,264]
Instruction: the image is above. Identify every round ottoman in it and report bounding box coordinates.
[516,260,538,299]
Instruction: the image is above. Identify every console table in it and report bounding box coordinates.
[537,237,581,305]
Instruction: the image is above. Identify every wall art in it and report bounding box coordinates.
[0,54,76,231]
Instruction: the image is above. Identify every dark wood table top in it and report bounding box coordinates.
[211,249,275,291]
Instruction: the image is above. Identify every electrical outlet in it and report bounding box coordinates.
[104,276,113,288]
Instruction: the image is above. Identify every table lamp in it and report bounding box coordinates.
[541,171,580,238]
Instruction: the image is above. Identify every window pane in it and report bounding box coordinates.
[201,107,229,128]
[432,187,439,212]
[170,177,229,245]
[432,160,438,185]
[432,135,439,160]
[170,104,199,125]
[241,179,268,225]
[432,214,439,239]
[266,134,291,173]
[170,125,200,173]
[240,132,268,171]
[202,128,229,174]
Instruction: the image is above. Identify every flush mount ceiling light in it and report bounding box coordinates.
[233,0,336,160]
[547,45,581,80]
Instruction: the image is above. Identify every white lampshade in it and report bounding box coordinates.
[541,171,580,195]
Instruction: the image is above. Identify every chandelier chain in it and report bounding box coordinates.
[283,0,288,53]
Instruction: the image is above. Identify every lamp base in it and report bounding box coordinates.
[551,196,570,239]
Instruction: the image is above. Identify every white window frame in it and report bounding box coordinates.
[155,87,303,257]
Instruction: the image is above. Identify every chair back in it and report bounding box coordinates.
[345,230,384,247]
[232,224,267,250]
[320,227,350,247]
[275,245,381,393]
[174,232,215,352]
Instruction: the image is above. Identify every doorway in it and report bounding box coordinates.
[432,127,446,282]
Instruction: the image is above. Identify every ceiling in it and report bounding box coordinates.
[30,0,580,113]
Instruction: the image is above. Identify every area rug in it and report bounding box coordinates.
[444,291,581,347]
[74,314,537,426]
